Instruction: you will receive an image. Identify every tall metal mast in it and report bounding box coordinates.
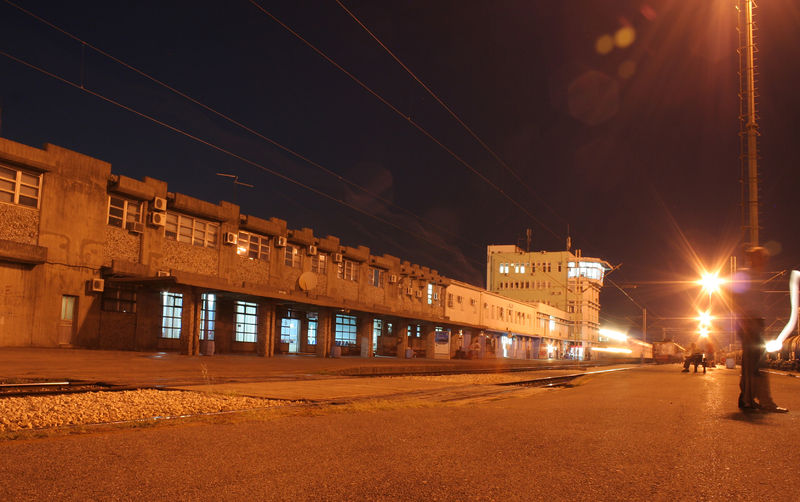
[737,0,760,248]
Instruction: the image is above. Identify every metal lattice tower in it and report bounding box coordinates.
[737,0,760,248]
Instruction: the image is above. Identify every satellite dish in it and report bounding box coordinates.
[298,272,317,291]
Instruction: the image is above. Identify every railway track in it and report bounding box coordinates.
[0,381,150,399]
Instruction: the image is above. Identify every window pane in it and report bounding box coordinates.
[18,196,37,208]
[20,172,40,186]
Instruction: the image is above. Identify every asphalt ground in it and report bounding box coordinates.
[2,363,799,501]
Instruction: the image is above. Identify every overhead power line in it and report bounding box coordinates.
[0,48,485,269]
[335,0,567,229]
[247,0,563,243]
[1,0,483,252]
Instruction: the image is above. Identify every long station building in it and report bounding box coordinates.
[0,135,618,360]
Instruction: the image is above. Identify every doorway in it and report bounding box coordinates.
[281,318,300,353]
[58,295,77,345]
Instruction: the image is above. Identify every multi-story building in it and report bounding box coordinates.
[486,245,611,352]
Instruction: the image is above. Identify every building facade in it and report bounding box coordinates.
[486,245,611,353]
[0,135,595,360]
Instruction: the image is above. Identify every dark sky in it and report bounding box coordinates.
[2,1,799,341]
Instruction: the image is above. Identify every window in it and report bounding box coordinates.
[337,259,358,281]
[200,293,216,341]
[368,267,384,288]
[165,212,218,248]
[102,286,137,313]
[235,301,258,342]
[280,318,298,343]
[161,292,182,339]
[107,196,141,228]
[447,293,454,308]
[284,245,300,267]
[334,314,357,346]
[307,319,317,345]
[0,164,41,208]
[311,253,328,274]
[498,263,510,274]
[427,283,433,304]
[237,231,270,260]
[407,324,422,338]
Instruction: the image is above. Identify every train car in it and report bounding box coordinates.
[652,341,685,364]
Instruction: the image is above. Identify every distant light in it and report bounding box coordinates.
[595,34,614,55]
[698,327,709,338]
[697,272,725,295]
[696,310,713,327]
[599,328,627,341]
[614,26,636,48]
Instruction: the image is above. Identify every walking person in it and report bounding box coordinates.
[732,247,788,412]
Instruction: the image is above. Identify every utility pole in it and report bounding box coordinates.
[737,0,760,248]
[642,308,647,343]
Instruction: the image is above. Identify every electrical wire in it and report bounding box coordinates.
[247,0,563,243]
[334,0,568,229]
[0,0,480,252]
[0,48,485,269]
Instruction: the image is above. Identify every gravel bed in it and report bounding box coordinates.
[0,389,285,432]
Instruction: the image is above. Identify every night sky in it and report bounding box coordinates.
[2,1,799,342]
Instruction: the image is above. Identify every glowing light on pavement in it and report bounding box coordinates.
[766,270,800,352]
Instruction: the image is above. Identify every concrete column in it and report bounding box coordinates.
[422,322,436,359]
[359,314,374,357]
[299,316,309,353]
[316,309,333,358]
[266,303,277,357]
[395,319,409,358]
[256,300,271,357]
[180,287,200,356]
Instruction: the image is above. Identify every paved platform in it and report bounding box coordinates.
[0,347,607,387]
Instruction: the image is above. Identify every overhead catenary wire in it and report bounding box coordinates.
[1,0,482,253]
[0,48,486,269]
[247,0,563,244]
[334,0,567,229]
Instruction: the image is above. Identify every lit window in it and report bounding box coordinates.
[368,267,384,288]
[280,318,298,343]
[307,317,317,345]
[102,285,137,313]
[107,196,141,228]
[237,231,270,260]
[165,212,218,248]
[284,245,300,267]
[311,253,328,274]
[235,301,258,342]
[160,292,182,339]
[427,283,433,304]
[335,314,357,346]
[337,259,358,281]
[0,164,41,208]
[200,293,216,341]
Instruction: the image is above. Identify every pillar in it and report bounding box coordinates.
[180,287,200,356]
[257,300,275,357]
[395,318,409,358]
[422,322,436,359]
[359,314,374,357]
[316,309,333,358]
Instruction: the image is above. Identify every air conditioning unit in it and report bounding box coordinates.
[225,232,238,245]
[307,245,318,256]
[90,278,105,292]
[415,290,423,298]
[275,235,287,247]
[152,196,167,211]
[389,274,398,284]
[149,212,166,227]
[405,287,413,296]
[157,270,171,277]
[126,221,144,234]
[333,252,343,263]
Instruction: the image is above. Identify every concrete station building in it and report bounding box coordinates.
[0,135,605,360]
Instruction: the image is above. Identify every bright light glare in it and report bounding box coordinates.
[697,272,725,294]
[766,339,782,352]
[698,327,709,338]
[593,347,633,354]
[696,310,713,327]
[769,270,800,351]
[599,328,627,341]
